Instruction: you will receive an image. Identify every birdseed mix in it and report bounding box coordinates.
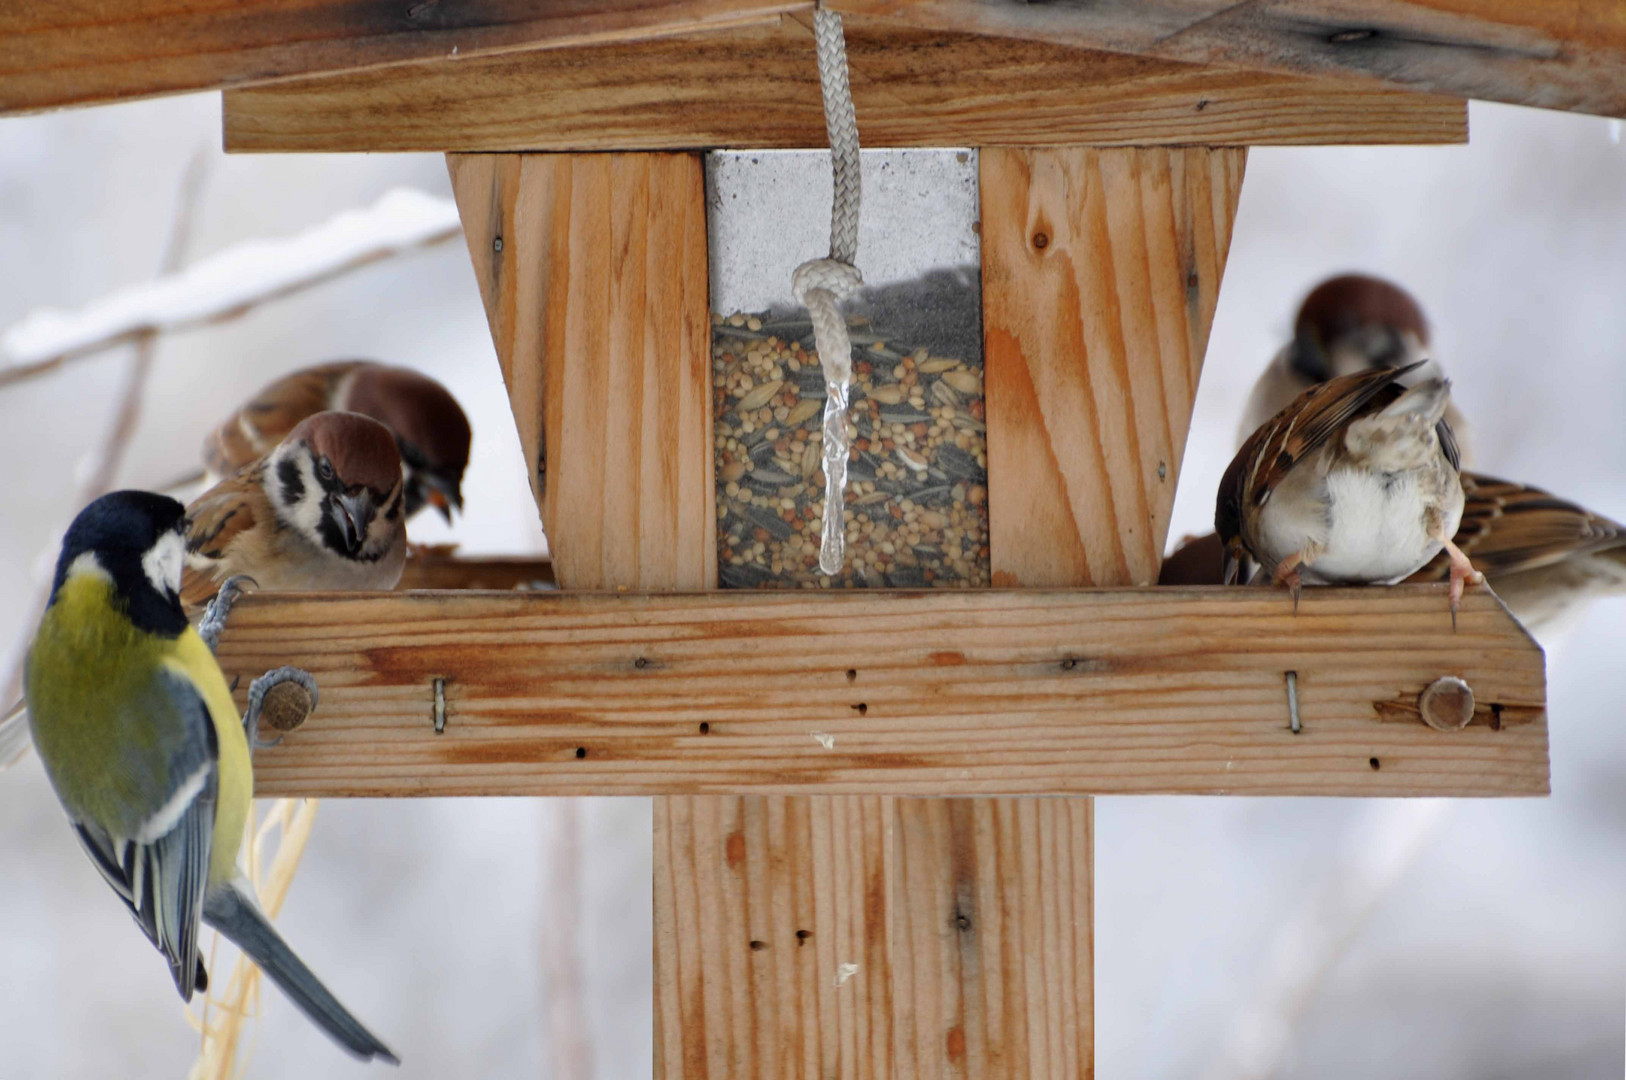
[713,311,990,588]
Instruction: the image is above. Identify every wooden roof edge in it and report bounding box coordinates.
[0,0,1619,121]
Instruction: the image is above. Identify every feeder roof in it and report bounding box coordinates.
[2,1,1622,124]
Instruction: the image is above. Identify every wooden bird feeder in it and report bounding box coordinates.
[13,2,1612,1074]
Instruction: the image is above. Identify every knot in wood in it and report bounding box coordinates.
[1419,676,1475,732]
[260,680,316,732]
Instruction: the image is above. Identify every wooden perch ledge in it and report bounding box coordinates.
[213,585,1548,800]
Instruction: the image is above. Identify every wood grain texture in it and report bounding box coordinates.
[447,152,716,590]
[0,0,801,115]
[983,147,1245,589]
[655,795,894,1079]
[224,15,1466,153]
[835,0,1626,118]
[890,797,1093,1078]
[651,795,1093,1078]
[210,586,1549,799]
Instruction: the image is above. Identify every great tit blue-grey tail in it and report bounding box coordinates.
[203,879,398,1065]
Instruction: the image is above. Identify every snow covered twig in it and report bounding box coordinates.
[0,188,461,389]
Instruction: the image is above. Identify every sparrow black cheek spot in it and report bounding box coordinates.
[1274,450,1295,473]
[276,457,305,504]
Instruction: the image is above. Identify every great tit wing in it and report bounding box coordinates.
[72,668,218,999]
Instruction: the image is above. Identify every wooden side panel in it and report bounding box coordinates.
[226,16,1466,152]
[448,152,716,590]
[983,146,1244,588]
[0,0,801,115]
[834,0,1626,119]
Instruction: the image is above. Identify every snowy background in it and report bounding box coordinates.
[0,96,1621,1078]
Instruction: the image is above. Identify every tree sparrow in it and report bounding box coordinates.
[1217,363,1481,619]
[1239,273,1470,462]
[202,361,469,524]
[182,411,408,608]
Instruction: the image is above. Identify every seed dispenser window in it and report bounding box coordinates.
[707,149,988,588]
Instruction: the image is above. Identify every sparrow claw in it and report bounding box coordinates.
[1271,556,1306,614]
[1439,537,1484,632]
[197,575,260,653]
[243,665,318,753]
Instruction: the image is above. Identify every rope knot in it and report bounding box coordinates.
[791,258,862,307]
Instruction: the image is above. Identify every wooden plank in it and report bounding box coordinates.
[447,152,717,591]
[396,553,554,591]
[224,15,1466,153]
[0,0,801,115]
[983,146,1246,588]
[212,586,1550,798]
[835,0,1626,119]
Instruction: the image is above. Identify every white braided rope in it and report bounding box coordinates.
[796,8,862,576]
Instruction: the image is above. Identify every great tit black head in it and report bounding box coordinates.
[50,490,189,636]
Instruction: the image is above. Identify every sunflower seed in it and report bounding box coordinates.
[738,379,783,411]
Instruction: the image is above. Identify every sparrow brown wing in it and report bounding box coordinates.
[180,469,267,607]
[1218,363,1423,543]
[1410,472,1626,582]
[200,362,361,476]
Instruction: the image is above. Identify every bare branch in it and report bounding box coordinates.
[0,188,460,390]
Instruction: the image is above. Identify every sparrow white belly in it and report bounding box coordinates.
[1264,467,1455,585]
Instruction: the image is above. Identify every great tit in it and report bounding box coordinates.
[24,490,397,1064]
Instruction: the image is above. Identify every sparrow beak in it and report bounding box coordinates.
[1221,540,1245,586]
[425,479,463,525]
[331,492,371,557]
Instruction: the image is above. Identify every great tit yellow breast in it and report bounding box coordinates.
[27,569,252,884]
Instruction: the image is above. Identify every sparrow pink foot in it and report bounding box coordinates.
[1273,552,1308,613]
[1440,536,1484,630]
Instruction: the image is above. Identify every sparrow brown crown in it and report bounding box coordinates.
[289,411,402,496]
[1295,273,1430,351]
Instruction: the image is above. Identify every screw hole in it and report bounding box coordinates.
[634,657,648,669]
[955,913,972,931]
[1032,232,1049,250]
[575,747,587,759]
[1060,657,1077,671]
[699,722,711,734]
[492,235,504,252]
[795,929,811,944]
[852,703,868,715]
[749,939,766,952]
[1368,757,1381,771]
[846,669,857,682]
